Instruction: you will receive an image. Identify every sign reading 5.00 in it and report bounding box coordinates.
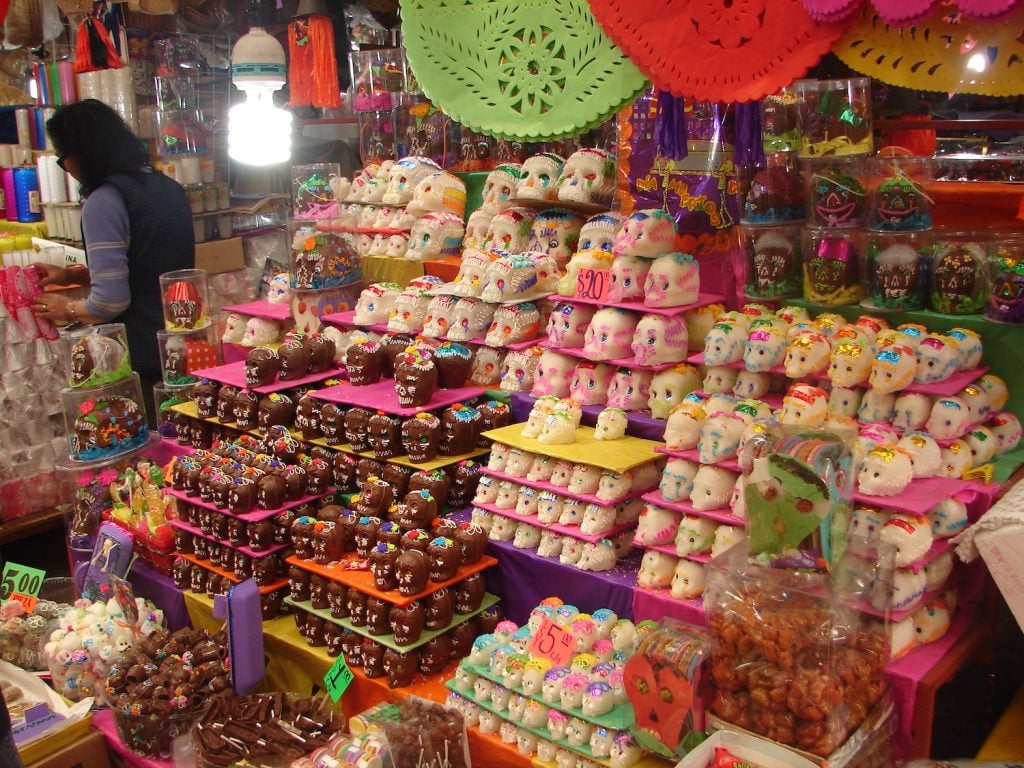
[1,562,46,602]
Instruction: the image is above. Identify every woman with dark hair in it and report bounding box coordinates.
[30,98,195,391]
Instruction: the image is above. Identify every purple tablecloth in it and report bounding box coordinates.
[510,392,666,441]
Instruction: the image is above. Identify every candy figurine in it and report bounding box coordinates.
[858,445,913,497]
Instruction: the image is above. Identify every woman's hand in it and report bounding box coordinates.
[33,293,76,322]
[31,263,70,287]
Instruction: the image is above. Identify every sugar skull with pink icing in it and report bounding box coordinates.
[607,256,652,303]
[988,412,1023,453]
[546,302,596,348]
[630,314,688,366]
[643,252,700,308]
[582,308,639,361]
[612,209,677,259]
[558,247,615,297]
[530,350,577,398]
[606,367,654,411]
[569,361,616,405]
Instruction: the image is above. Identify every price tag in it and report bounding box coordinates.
[527,617,575,667]
[573,267,612,303]
[324,654,354,702]
[8,593,37,612]
[1,562,45,604]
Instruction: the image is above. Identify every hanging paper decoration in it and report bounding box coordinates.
[74,4,124,74]
[288,14,342,108]
[957,0,1023,21]
[399,0,648,141]
[799,0,864,22]
[588,0,847,103]
[870,0,940,26]
[833,5,1024,96]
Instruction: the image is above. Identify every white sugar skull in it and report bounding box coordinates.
[876,567,927,612]
[222,312,247,344]
[537,530,564,557]
[634,504,679,547]
[698,412,747,463]
[966,425,998,465]
[500,346,544,392]
[568,463,602,495]
[915,334,960,384]
[732,370,771,399]
[583,309,639,361]
[705,393,737,417]
[407,170,467,217]
[928,498,968,539]
[703,322,747,365]
[504,447,535,478]
[537,492,564,525]
[446,298,495,342]
[597,470,632,502]
[557,247,615,296]
[485,208,536,254]
[913,597,951,644]
[607,256,652,303]
[557,148,616,206]
[828,386,863,418]
[675,514,717,556]
[577,211,625,256]
[463,209,494,251]
[784,330,830,378]
[372,205,398,229]
[366,233,389,258]
[480,163,522,212]
[889,616,917,660]
[703,366,739,395]
[480,254,540,302]
[979,374,1009,412]
[485,303,541,346]
[421,295,459,339]
[897,432,942,478]
[926,556,955,594]
[528,209,583,266]
[892,392,933,433]
[780,384,829,427]
[926,397,971,440]
[660,458,698,502]
[240,317,281,347]
[848,506,886,548]
[643,253,700,308]
[743,326,787,372]
[382,157,441,205]
[946,327,983,369]
[384,233,409,259]
[648,365,702,419]
[691,466,737,511]
[513,523,542,549]
[637,550,677,589]
[569,361,615,406]
[857,389,896,424]
[957,384,991,425]
[538,411,578,445]
[630,314,688,366]
[354,282,402,325]
[663,402,707,451]
[387,287,433,333]
[559,536,584,565]
[594,407,628,440]
[494,480,521,508]
[580,505,616,536]
[988,412,1023,453]
[940,440,973,478]
[518,153,565,201]
[470,346,505,387]
[407,212,466,261]
[346,165,376,201]
[869,344,917,394]
[712,523,744,557]
[488,516,517,541]
[606,368,653,412]
[266,273,290,304]
[665,558,705,601]
[473,477,499,505]
[527,455,557,482]
[522,395,559,439]
[613,209,677,259]
[686,303,726,347]
[530,350,577,398]
[858,445,914,497]
[546,302,596,348]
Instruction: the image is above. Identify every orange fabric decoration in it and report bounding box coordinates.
[288,14,341,109]
[73,16,123,74]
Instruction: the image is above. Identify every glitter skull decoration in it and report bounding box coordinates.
[914,334,960,385]
[630,314,689,366]
[406,212,466,261]
[500,347,544,392]
[648,365,703,419]
[742,326,787,373]
[607,256,652,303]
[484,208,537,254]
[546,302,596,348]
[517,153,564,201]
[407,170,467,217]
[643,253,700,308]
[527,210,583,267]
[605,368,654,412]
[480,164,523,213]
[568,361,615,406]
[779,384,829,427]
[784,330,831,378]
[858,445,914,497]
[448,298,496,342]
[557,148,616,207]
[485,303,542,347]
[582,309,639,361]
[869,343,918,394]
[612,209,677,259]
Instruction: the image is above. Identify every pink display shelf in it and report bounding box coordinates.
[479,467,645,508]
[549,292,725,317]
[191,360,345,394]
[166,488,325,523]
[544,343,682,372]
[631,586,706,626]
[222,342,247,364]
[633,540,711,563]
[223,299,293,321]
[169,517,292,559]
[641,489,745,526]
[473,500,634,544]
[311,378,486,417]
[655,446,741,472]
[320,309,389,333]
[853,476,970,517]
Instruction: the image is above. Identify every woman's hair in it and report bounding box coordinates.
[46,99,149,192]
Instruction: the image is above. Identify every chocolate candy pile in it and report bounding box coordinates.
[380,698,468,768]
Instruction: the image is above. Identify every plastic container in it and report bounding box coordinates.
[795,77,873,158]
[802,226,863,306]
[115,703,208,759]
[861,230,932,312]
[350,49,407,112]
[153,381,194,439]
[761,87,801,154]
[289,221,362,290]
[60,373,150,462]
[803,156,867,228]
[157,326,220,386]
[742,152,804,224]
[160,268,211,331]
[154,109,210,157]
[738,222,802,300]
[292,163,342,221]
[986,234,1024,323]
[929,230,993,315]
[13,166,41,223]
[358,110,398,166]
[867,155,933,232]
[61,323,133,388]
[154,76,197,110]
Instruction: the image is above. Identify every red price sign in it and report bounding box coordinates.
[7,593,37,613]
[573,267,611,303]
[527,618,575,667]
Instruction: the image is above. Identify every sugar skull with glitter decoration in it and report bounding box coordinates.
[607,256,651,303]
[266,273,290,305]
[546,302,596,349]
[780,384,828,427]
[485,207,537,254]
[742,326,787,372]
[897,432,942,478]
[643,253,700,308]
[528,209,583,266]
[703,321,746,365]
[531,350,576,398]
[407,170,467,217]
[914,334,959,385]
[988,412,1023,453]
[406,212,466,262]
[480,163,523,212]
[631,314,688,366]
[829,338,871,388]
[500,346,544,392]
[582,308,639,361]
[480,254,540,303]
[663,402,706,451]
[485,302,541,347]
[869,343,917,394]
[698,411,746,464]
[606,368,653,412]
[926,396,971,441]
[557,148,616,207]
[784,330,830,378]
[648,365,702,419]
[612,209,676,259]
[858,445,914,497]
[517,153,564,201]
[569,361,615,406]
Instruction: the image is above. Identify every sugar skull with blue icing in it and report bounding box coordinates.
[703,321,747,365]
[528,209,583,267]
[697,411,746,464]
[517,153,564,201]
[914,334,960,384]
[869,343,917,394]
[742,326,787,372]
[926,396,971,440]
[784,330,831,378]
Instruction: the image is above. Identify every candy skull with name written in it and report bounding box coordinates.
[784,330,831,378]
[869,343,917,394]
[480,254,540,303]
[607,256,652,303]
[583,308,639,361]
[643,252,700,308]
[485,302,541,347]
[517,153,565,201]
[528,209,583,266]
[558,148,616,206]
[406,212,466,261]
[485,208,536,254]
[500,346,544,392]
[779,384,829,427]
[546,302,596,348]
[531,350,577,398]
[407,170,467,217]
[631,314,688,366]
[648,365,702,419]
[480,163,523,213]
[829,338,872,388]
[915,334,960,385]
[606,368,653,411]
[613,209,677,259]
[698,411,747,463]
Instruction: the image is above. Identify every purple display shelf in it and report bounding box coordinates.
[223,299,293,321]
[311,378,486,417]
[321,310,389,333]
[853,476,971,518]
[192,360,346,394]
[543,343,682,372]
[166,488,325,522]
[634,540,711,563]
[549,292,725,317]
[509,392,667,442]
[473,501,635,544]
[479,467,645,508]
[169,517,292,559]
[641,489,745,526]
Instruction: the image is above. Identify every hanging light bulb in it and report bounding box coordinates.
[229,26,292,166]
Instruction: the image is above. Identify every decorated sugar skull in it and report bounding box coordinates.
[613,209,677,259]
[480,254,540,302]
[979,374,1010,412]
[606,368,653,412]
[727,370,767,401]
[857,389,895,424]
[504,448,535,478]
[354,282,402,325]
[366,233,389,258]
[463,209,494,251]
[887,567,928,612]
[637,551,677,589]
[675,515,718,557]
[663,402,707,451]
[522,396,559,439]
[513,523,542,549]
[938,439,972,478]
[858,445,914,497]
[580,505,616,536]
[913,597,951,645]
[480,163,522,212]
[897,432,942,478]
[536,491,562,523]
[527,350,575,398]
[484,208,537,254]
[537,530,563,557]
[648,365,702,419]
[703,322,747,365]
[926,397,971,440]
[382,157,441,205]
[470,346,505,386]
[443,297,494,343]
[538,411,579,445]
[847,506,886,548]
[659,458,698,503]
[594,407,628,440]
[265,272,290,305]
[946,328,983,370]
[557,148,616,206]
[607,256,652,303]
[630,314,688,366]
[988,412,1023,453]
[880,513,934,567]
[473,476,499,505]
[407,171,467,217]
[568,463,602,496]
[928,498,968,539]
[892,392,932,433]
[596,470,632,502]
[500,346,544,392]
[420,295,459,339]
[405,212,468,262]
[783,330,830,378]
[564,361,612,406]
[542,302,593,349]
[577,540,618,571]
[966,425,998,465]
[222,312,247,344]
[779,384,829,427]
[488,516,517,541]
[485,302,541,347]
[633,504,677,548]
[668,559,706,600]
[383,233,410,259]
[888,616,917,661]
[517,153,564,201]
[583,308,639,361]
[695,412,745,464]
[528,209,583,266]
[955,384,990,426]
[387,286,434,333]
[643,253,700,308]
[742,326,787,372]
[915,334,960,384]
[869,343,917,394]
[691,466,737,511]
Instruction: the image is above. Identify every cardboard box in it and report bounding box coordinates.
[26,728,110,768]
[194,236,245,275]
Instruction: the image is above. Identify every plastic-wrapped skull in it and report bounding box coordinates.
[643,253,700,308]
[582,309,639,361]
[485,208,537,254]
[698,412,747,464]
[517,153,565,201]
[691,466,737,511]
[557,148,616,206]
[848,506,885,547]
[485,303,541,347]
[607,256,651,303]
[897,432,942,478]
[500,347,544,392]
[546,303,596,348]
[648,365,702,419]
[594,407,628,440]
[605,368,653,412]
[915,334,960,384]
[780,384,829,427]
[382,157,441,205]
[480,164,522,212]
[630,314,688,366]
[528,209,583,266]
[869,344,917,394]
[663,402,707,451]
[926,397,971,440]
[407,171,467,217]
[858,445,914,497]
[530,350,577,398]
[612,209,677,259]
[784,331,830,378]
[712,523,744,558]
